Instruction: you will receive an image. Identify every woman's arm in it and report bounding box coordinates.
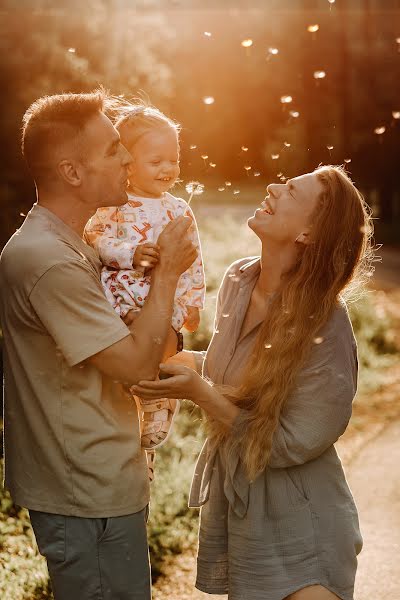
[268,334,357,467]
[132,363,240,427]
[238,314,358,468]
[135,310,358,468]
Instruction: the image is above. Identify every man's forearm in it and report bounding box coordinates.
[126,268,179,380]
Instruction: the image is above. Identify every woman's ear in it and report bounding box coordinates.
[57,159,82,187]
[294,231,311,245]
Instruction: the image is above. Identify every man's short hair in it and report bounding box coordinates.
[21,89,107,184]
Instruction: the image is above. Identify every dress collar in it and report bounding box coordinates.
[239,256,261,275]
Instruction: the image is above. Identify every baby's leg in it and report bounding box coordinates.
[183,306,200,332]
[140,398,180,450]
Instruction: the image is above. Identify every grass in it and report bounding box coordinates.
[0,207,398,598]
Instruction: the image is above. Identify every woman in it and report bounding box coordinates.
[132,165,371,600]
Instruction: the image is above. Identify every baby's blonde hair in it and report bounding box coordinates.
[114,100,180,151]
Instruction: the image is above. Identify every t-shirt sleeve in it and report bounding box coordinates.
[29,259,130,367]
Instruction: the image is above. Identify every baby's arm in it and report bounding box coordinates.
[184,306,201,332]
[84,207,138,269]
[84,207,158,273]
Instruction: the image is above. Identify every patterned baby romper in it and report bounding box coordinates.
[84,192,205,330]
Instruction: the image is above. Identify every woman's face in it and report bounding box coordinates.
[248,172,324,246]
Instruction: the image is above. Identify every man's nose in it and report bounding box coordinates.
[121,145,133,166]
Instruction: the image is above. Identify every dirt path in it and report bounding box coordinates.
[153,413,400,600]
[350,419,400,599]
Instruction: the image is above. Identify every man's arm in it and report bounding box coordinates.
[87,216,197,384]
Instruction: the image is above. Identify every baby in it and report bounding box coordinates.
[84,103,205,477]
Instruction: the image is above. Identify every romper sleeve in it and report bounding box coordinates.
[84,207,141,271]
[233,305,358,468]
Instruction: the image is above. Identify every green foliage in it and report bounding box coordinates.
[0,462,53,600]
[349,293,398,392]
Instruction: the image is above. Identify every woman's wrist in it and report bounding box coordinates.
[194,381,240,427]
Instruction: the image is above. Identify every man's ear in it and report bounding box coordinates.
[57,159,82,187]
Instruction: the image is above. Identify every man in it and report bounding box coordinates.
[0,90,197,599]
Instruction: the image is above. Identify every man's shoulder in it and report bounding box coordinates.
[0,222,89,288]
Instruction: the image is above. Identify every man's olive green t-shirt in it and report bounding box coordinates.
[0,204,149,517]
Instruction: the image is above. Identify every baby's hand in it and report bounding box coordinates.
[183,306,200,332]
[133,243,160,270]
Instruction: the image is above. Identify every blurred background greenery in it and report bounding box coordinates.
[1,0,400,598]
[1,0,400,248]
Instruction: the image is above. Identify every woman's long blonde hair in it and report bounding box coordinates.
[209,165,373,481]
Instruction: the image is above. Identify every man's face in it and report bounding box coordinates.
[79,112,132,209]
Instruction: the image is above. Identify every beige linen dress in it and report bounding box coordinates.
[189,257,363,600]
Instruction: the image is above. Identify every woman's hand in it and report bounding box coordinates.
[131,363,207,402]
[132,363,241,427]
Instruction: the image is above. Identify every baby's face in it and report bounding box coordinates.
[127,127,180,198]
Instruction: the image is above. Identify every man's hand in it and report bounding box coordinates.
[156,217,197,277]
[132,242,160,270]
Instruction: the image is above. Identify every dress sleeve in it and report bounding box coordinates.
[178,204,206,309]
[232,307,358,468]
[268,312,358,467]
[84,207,140,270]
[29,259,130,367]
